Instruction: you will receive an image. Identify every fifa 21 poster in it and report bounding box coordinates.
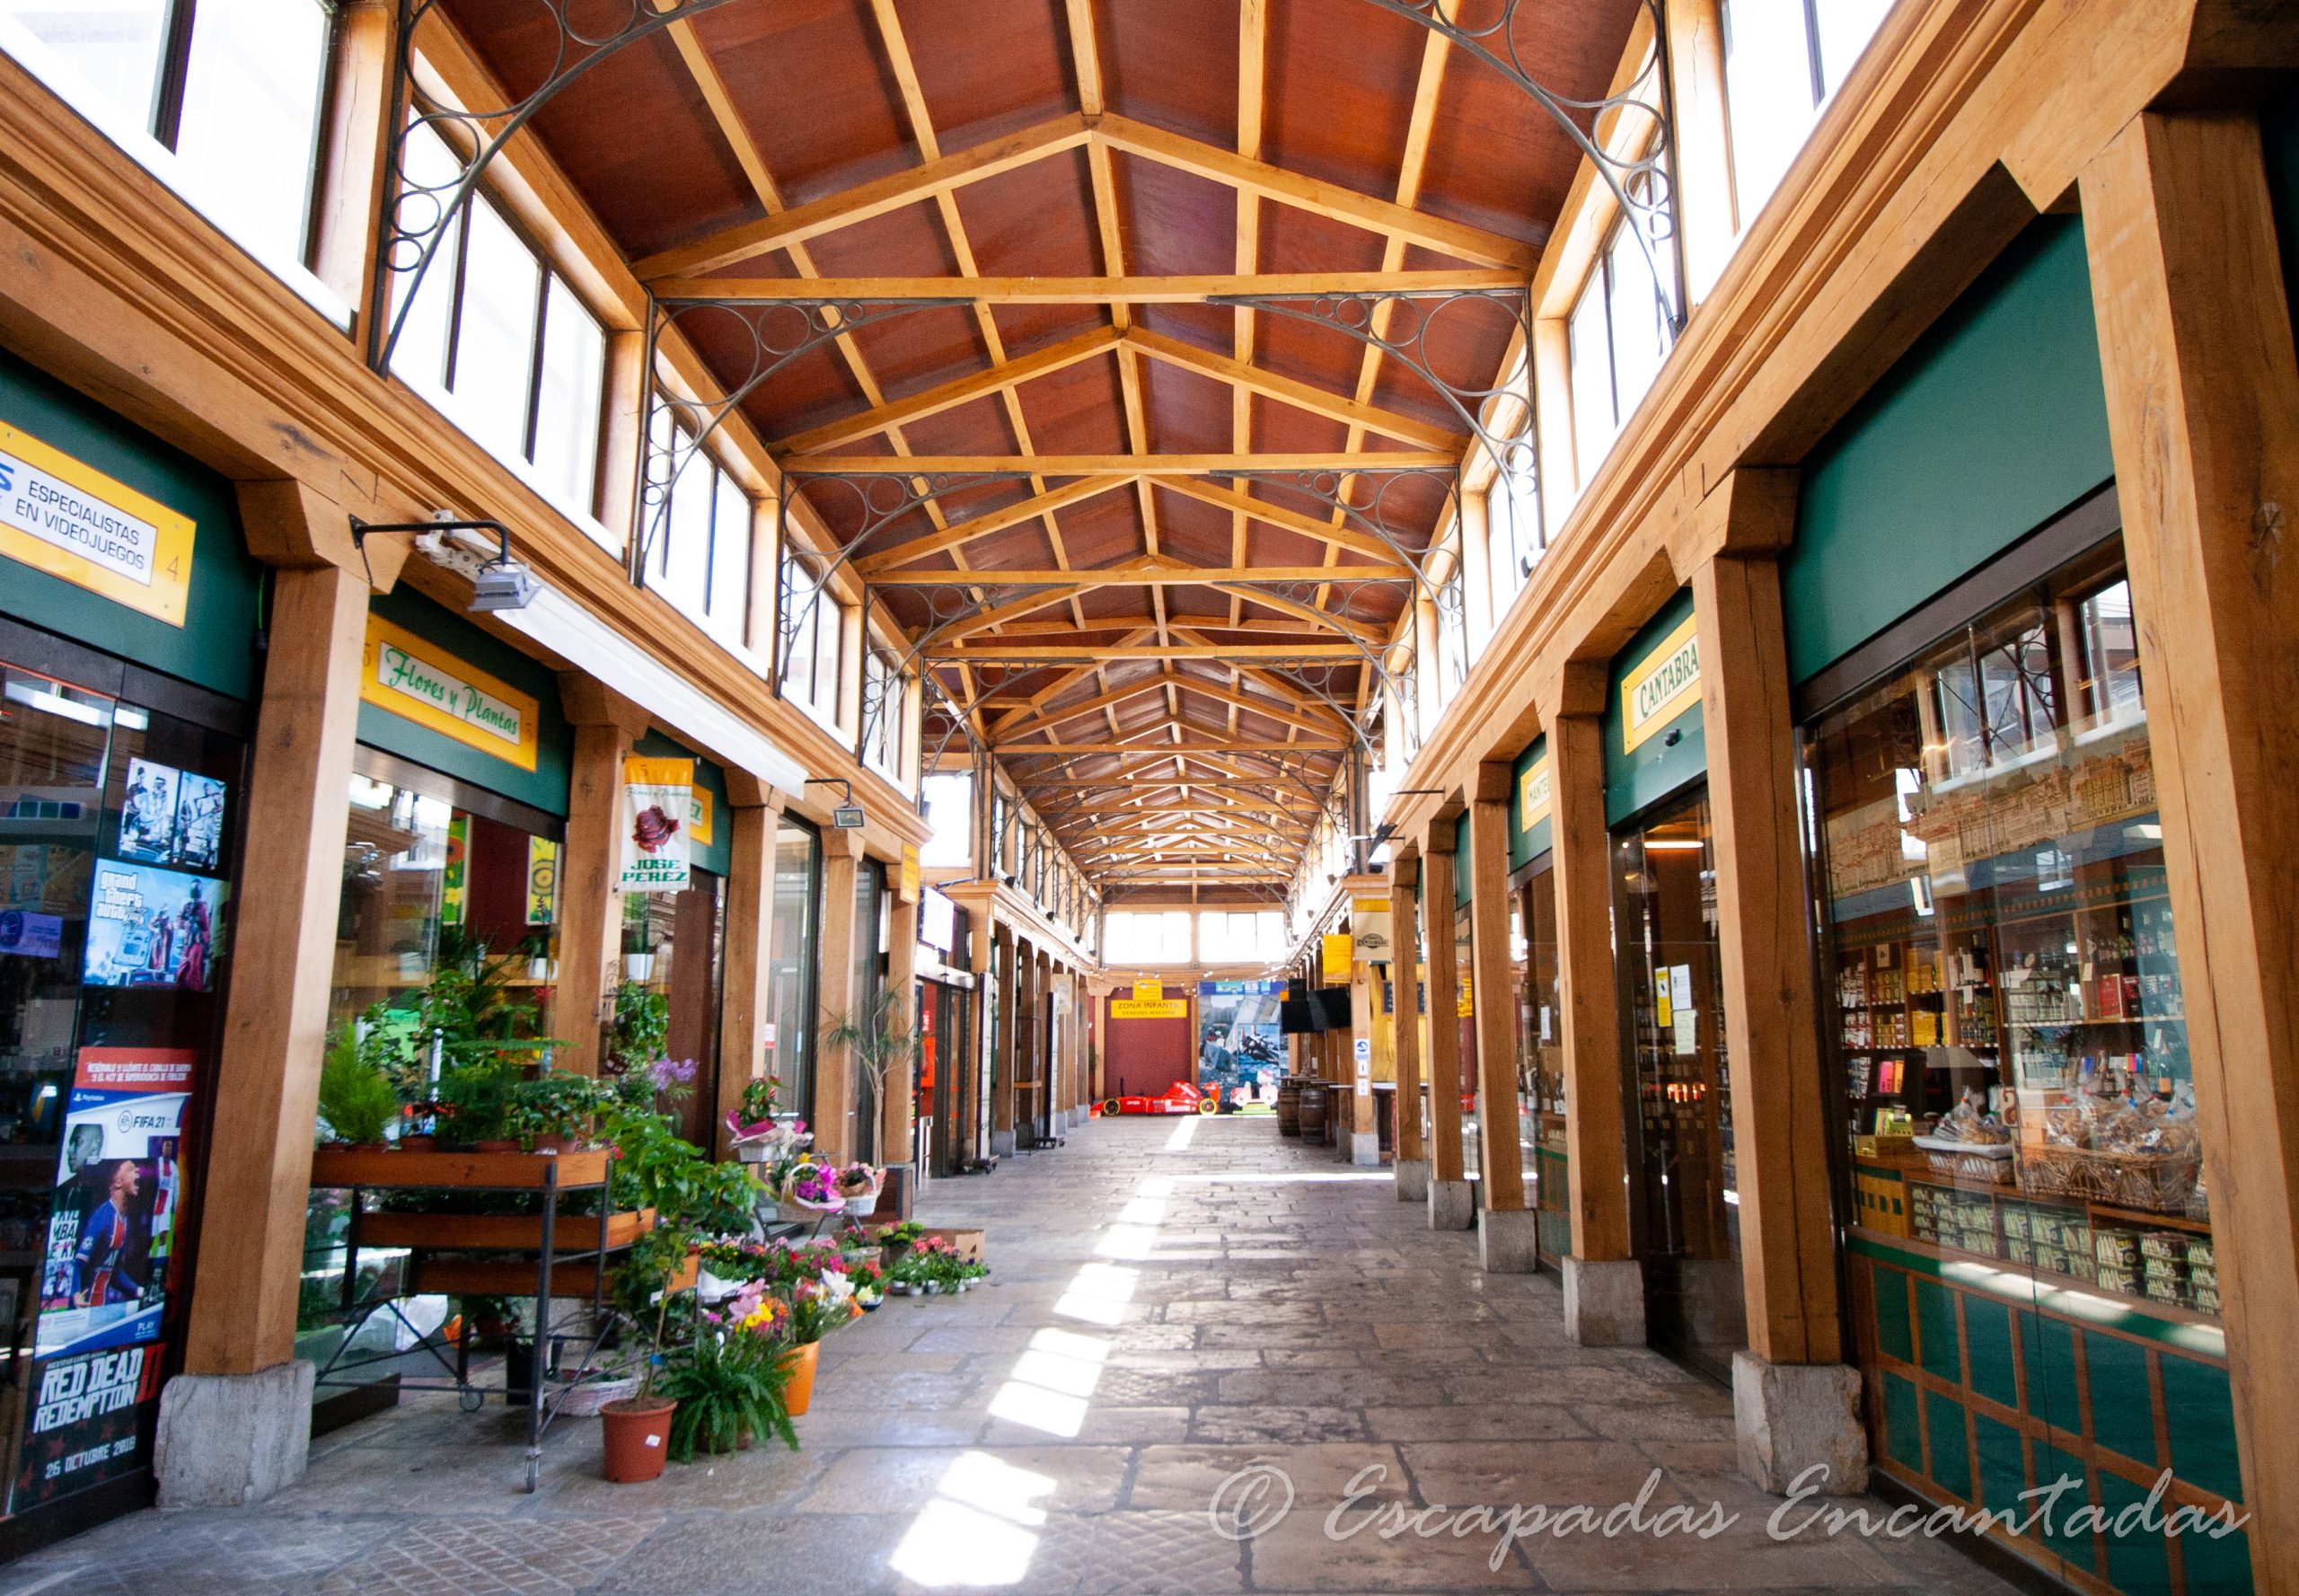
[35,1048,195,1360]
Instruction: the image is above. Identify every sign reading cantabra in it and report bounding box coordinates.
[1620,614,1702,754]
[0,421,196,626]
[360,617,541,772]
[619,757,693,893]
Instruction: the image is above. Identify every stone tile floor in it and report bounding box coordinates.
[2,1115,2030,1595]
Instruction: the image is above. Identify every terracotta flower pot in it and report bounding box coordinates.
[777,1340,820,1416]
[600,1396,676,1483]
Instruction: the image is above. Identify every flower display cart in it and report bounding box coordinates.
[306,1146,687,1491]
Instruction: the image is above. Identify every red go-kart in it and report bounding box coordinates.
[1099,1081,1216,1116]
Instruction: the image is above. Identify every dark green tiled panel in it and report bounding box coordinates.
[1925,1389,1974,1500]
[2159,1354,2244,1505]
[1872,1265,1914,1364]
[2084,1331,2159,1468]
[2179,1521,2256,1595]
[2037,1442,2095,1573]
[1915,1275,1962,1384]
[1965,1295,2019,1408]
[2023,1311,2085,1436]
[1975,1413,2028,1513]
[2096,1471,2175,1596]
[1883,1371,1925,1474]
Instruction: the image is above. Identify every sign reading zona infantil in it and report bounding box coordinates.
[1619,614,1702,754]
[0,419,197,627]
[360,616,541,772]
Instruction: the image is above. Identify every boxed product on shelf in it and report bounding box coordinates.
[2145,1274,2189,1307]
[2004,1237,2034,1265]
[2195,1284,2222,1315]
[2035,1245,2068,1275]
[2063,1251,2097,1283]
[2097,1265,2139,1296]
[2187,1237,2214,1271]
[2095,1230,2141,1270]
[2139,1231,2188,1265]
[2001,1206,2032,1240]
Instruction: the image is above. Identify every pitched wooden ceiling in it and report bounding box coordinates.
[437,0,1641,904]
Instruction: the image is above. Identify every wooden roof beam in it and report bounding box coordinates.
[1096,114,1536,271]
[931,644,1363,661]
[649,270,1521,303]
[1125,326,1467,452]
[853,474,1137,574]
[773,326,1121,456]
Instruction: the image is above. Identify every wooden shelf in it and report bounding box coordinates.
[413,1249,697,1301]
[358,1207,655,1253]
[312,1146,614,1192]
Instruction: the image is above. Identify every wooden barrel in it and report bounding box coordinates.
[1275,1080,1303,1136]
[1297,1084,1328,1144]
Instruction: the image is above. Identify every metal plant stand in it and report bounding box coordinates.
[306,1147,649,1493]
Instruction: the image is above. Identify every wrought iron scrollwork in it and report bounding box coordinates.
[1208,288,1538,481]
[1352,0,1685,327]
[368,0,753,373]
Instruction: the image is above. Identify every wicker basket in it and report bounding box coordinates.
[1923,1147,2015,1186]
[2017,1143,2200,1213]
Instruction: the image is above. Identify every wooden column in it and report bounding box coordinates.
[1389,851,1426,1163]
[556,679,650,1077]
[1467,767,1528,1212]
[1546,682,1634,1264]
[882,888,920,1168]
[713,778,782,1157]
[2081,110,2299,1583]
[184,559,370,1376]
[307,0,398,316]
[966,908,995,1162]
[1694,541,1841,1366]
[814,830,862,1162]
[1032,945,1052,1142]
[991,924,1017,1143]
[1421,827,1467,1186]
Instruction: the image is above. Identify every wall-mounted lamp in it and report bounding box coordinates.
[351,513,539,612]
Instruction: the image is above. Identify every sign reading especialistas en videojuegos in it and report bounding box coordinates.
[0,419,197,626]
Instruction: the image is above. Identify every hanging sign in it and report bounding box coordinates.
[1321,933,1353,983]
[1350,898,1391,958]
[1136,978,1163,1004]
[687,787,714,848]
[440,815,469,927]
[0,419,196,626]
[360,616,541,772]
[618,756,693,892]
[524,838,559,925]
[1457,971,1474,1018]
[899,843,920,904]
[1620,614,1702,754]
[1111,982,1185,1019]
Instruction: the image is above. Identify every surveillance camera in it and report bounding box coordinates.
[470,558,542,613]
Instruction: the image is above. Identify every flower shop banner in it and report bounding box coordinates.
[619,756,693,893]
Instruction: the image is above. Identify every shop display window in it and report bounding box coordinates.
[1806,540,2245,1590]
[0,657,242,1522]
[302,754,566,1371]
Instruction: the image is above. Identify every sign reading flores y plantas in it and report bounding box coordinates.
[620,756,694,892]
[0,419,197,626]
[360,616,540,772]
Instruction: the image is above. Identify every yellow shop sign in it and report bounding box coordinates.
[0,419,196,626]
[1620,614,1701,754]
[360,616,541,772]
[1519,754,1552,831]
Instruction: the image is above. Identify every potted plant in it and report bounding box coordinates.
[772,1272,853,1415]
[504,1073,602,1153]
[655,1285,800,1459]
[599,1223,691,1483]
[777,1157,845,1220]
[316,1018,401,1150]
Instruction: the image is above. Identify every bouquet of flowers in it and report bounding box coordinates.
[726,1099,806,1170]
[834,1162,883,1215]
[780,1157,844,1212]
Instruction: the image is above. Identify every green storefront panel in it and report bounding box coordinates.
[0,348,262,700]
[1509,734,1549,869]
[357,586,573,815]
[1785,216,2113,684]
[1603,587,1705,825]
[1925,1389,1974,1501]
[634,727,731,878]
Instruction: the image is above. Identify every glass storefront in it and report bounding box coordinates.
[621,870,725,1150]
[1614,791,1743,1381]
[849,857,884,1161]
[1512,855,1569,1267]
[764,816,820,1122]
[0,649,242,1539]
[1805,535,2251,1593]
